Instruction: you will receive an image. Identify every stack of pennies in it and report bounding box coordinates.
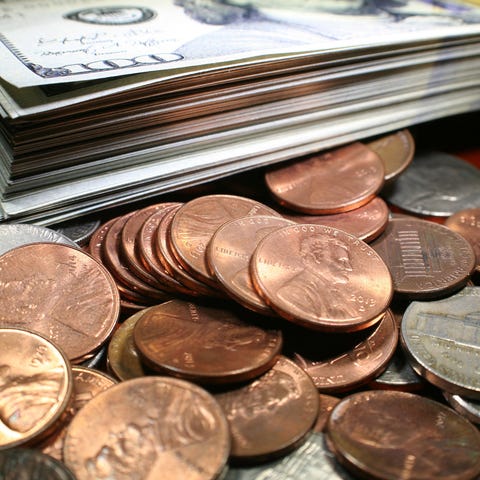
[3,128,480,480]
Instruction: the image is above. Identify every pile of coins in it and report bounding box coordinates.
[1,129,480,479]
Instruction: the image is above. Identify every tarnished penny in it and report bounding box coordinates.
[282,196,390,243]
[169,194,281,286]
[326,390,480,480]
[207,215,295,314]
[0,243,120,362]
[215,356,319,463]
[445,208,480,272]
[41,366,117,461]
[289,310,398,393]
[265,142,385,214]
[64,376,230,480]
[0,328,73,450]
[367,129,415,182]
[133,300,283,385]
[401,287,480,399]
[371,217,476,299]
[251,224,393,332]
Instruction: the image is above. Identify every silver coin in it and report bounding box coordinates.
[0,223,78,256]
[52,218,101,246]
[225,433,354,480]
[443,391,480,426]
[401,287,480,399]
[382,151,480,217]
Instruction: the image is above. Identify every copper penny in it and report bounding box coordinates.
[41,366,116,461]
[367,129,415,182]
[326,390,480,480]
[215,356,318,463]
[169,194,281,287]
[0,327,73,450]
[102,213,173,301]
[289,309,398,393]
[445,207,480,272]
[0,243,119,362]
[133,299,282,385]
[282,196,390,243]
[265,142,385,214]
[251,224,393,332]
[313,394,341,434]
[371,217,476,299]
[64,376,230,480]
[207,215,295,315]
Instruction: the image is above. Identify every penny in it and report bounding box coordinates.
[265,142,385,214]
[366,129,415,182]
[137,204,195,296]
[289,310,398,393]
[215,356,319,463]
[443,392,480,426]
[326,390,480,480]
[313,394,341,434]
[133,299,283,385]
[207,215,295,315]
[0,243,120,362]
[400,287,480,399]
[371,217,476,299]
[52,218,102,246]
[0,223,78,256]
[169,194,281,287]
[0,448,76,479]
[0,328,73,450]
[382,150,480,217]
[64,376,230,480]
[41,366,117,461]
[282,196,390,243]
[251,224,393,332]
[445,207,480,272]
[107,308,151,381]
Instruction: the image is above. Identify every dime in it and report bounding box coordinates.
[80,344,108,370]
[0,223,78,256]
[133,300,282,385]
[207,215,294,315]
[0,328,73,450]
[326,390,480,480]
[251,224,393,332]
[400,287,480,399]
[382,150,480,217]
[0,243,120,362]
[64,377,230,480]
[443,392,480,426]
[289,310,398,393]
[52,218,101,246]
[445,207,480,272]
[0,448,76,479]
[282,196,390,243]
[169,194,281,287]
[371,217,475,299]
[265,142,385,214]
[215,356,319,463]
[366,129,415,182]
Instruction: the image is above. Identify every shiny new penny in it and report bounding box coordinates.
[215,356,319,463]
[169,194,281,287]
[0,328,73,450]
[251,224,393,332]
[207,215,295,315]
[371,217,476,299]
[289,310,398,393]
[366,129,415,182]
[0,243,119,362]
[401,287,480,399]
[265,142,385,214]
[41,366,117,461]
[326,390,480,480]
[133,300,282,385]
[64,377,230,480]
[445,207,480,272]
[282,196,390,243]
